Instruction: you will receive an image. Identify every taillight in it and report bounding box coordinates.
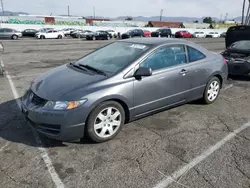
[223,58,228,64]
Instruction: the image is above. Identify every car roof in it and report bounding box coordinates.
[118,38,193,46]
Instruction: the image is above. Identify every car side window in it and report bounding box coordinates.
[47,30,53,33]
[187,46,206,62]
[140,45,187,71]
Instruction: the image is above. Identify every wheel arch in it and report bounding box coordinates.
[87,96,131,124]
[207,72,223,88]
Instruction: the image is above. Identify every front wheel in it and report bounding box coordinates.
[86,101,125,143]
[202,77,221,104]
[12,35,18,40]
[58,35,62,39]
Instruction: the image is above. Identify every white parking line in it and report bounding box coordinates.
[153,121,250,188]
[0,142,10,152]
[2,61,65,188]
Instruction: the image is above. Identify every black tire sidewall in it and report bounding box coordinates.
[12,35,18,40]
[86,101,125,142]
[203,77,221,104]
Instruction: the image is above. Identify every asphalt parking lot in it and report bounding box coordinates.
[0,38,250,188]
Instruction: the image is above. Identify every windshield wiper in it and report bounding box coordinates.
[69,63,88,72]
[79,64,107,76]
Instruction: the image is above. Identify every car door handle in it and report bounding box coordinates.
[179,69,188,75]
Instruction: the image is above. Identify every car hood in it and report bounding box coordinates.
[30,64,107,101]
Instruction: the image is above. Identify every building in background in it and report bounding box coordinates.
[148,21,183,28]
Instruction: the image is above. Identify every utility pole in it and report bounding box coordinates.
[67,5,70,17]
[245,3,250,24]
[0,0,4,16]
[242,0,246,24]
[93,6,95,19]
[160,9,163,21]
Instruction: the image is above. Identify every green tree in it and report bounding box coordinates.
[125,17,133,21]
[203,17,213,24]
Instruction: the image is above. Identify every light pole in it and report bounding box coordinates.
[160,9,163,21]
[242,0,246,24]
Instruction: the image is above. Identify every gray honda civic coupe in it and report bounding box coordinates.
[21,38,228,143]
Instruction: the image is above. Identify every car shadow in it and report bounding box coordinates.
[0,99,95,148]
[228,75,250,81]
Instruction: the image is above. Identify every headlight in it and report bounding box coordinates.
[44,99,87,110]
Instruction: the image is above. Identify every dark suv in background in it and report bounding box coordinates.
[151,28,172,38]
[121,29,144,39]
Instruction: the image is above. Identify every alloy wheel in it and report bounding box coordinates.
[94,107,121,138]
[207,80,220,101]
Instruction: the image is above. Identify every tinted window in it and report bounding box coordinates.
[140,45,187,71]
[4,29,12,32]
[76,42,150,74]
[187,46,206,62]
[229,40,250,50]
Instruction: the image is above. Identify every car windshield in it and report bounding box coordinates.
[75,42,150,74]
[156,29,163,32]
[229,40,250,50]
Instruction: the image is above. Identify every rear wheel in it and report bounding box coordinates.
[86,101,125,143]
[202,77,221,104]
[12,35,18,40]
[58,35,62,39]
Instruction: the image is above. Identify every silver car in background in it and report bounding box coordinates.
[0,28,22,40]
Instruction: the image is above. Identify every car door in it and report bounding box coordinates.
[184,45,209,101]
[3,28,12,38]
[133,44,192,116]
[52,30,59,38]
[0,29,5,38]
[46,30,53,38]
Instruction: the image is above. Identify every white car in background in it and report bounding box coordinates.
[36,30,65,39]
[206,32,220,38]
[192,31,206,38]
[62,28,76,36]
[106,30,118,38]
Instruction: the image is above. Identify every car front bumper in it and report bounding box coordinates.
[21,91,87,141]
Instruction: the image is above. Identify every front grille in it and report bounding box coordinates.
[31,92,47,106]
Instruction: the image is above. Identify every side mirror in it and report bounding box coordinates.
[134,67,152,77]
[0,42,4,53]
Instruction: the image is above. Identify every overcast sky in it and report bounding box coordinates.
[4,0,244,18]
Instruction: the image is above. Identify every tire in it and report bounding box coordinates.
[40,35,45,39]
[12,35,18,40]
[202,77,221,104]
[92,36,96,40]
[58,35,62,39]
[107,35,110,40]
[86,101,125,143]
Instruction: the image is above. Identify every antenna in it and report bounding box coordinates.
[68,5,70,17]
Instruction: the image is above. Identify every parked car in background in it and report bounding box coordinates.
[22,29,38,37]
[86,30,112,40]
[35,29,65,39]
[62,28,76,36]
[143,30,151,37]
[192,31,206,38]
[0,28,22,40]
[38,28,54,33]
[121,29,144,39]
[71,30,93,38]
[220,32,226,38]
[206,32,220,38]
[21,38,228,143]
[151,28,172,38]
[175,30,192,38]
[106,30,118,38]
